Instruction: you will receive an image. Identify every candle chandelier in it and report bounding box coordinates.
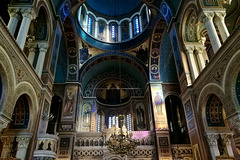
[105,115,139,156]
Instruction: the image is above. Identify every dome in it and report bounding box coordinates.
[86,0,142,17]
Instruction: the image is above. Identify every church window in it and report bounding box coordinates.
[133,16,140,36]
[9,95,29,129]
[127,114,131,131]
[235,71,240,105]
[87,16,93,35]
[108,115,119,128]
[110,23,117,42]
[97,113,101,132]
[206,94,225,127]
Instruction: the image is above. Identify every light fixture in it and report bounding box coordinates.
[105,115,138,156]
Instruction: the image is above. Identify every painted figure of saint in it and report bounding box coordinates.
[154,92,163,115]
[83,108,91,127]
[136,105,145,128]
[63,90,74,117]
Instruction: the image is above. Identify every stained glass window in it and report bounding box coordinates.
[87,16,93,35]
[206,94,225,127]
[133,16,140,36]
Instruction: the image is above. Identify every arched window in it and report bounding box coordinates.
[87,15,94,35]
[110,23,118,42]
[133,16,140,36]
[108,113,119,128]
[140,6,148,29]
[97,111,101,132]
[206,94,225,127]
[0,75,2,101]
[9,95,30,129]
[121,21,129,41]
[126,113,131,131]
[235,71,240,105]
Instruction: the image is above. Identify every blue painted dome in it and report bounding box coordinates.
[86,0,142,16]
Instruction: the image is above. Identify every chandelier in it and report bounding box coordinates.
[105,115,138,156]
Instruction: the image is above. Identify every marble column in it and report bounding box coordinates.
[16,136,31,160]
[220,133,234,156]
[106,24,110,42]
[185,46,199,80]
[194,46,206,71]
[0,137,14,158]
[146,6,150,23]
[118,24,121,42]
[139,15,143,32]
[214,12,229,42]
[7,8,20,35]
[94,21,98,38]
[16,8,35,50]
[206,133,220,160]
[27,43,37,66]
[129,21,133,38]
[35,43,48,77]
[201,12,221,53]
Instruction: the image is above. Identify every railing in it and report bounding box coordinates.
[171,144,193,160]
[74,131,156,159]
[33,134,58,160]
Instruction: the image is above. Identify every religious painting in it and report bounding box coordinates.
[185,100,193,120]
[150,85,168,130]
[62,87,76,119]
[81,103,92,132]
[135,102,146,130]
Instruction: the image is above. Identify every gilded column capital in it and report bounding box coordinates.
[38,43,49,53]
[8,8,21,19]
[184,46,194,54]
[16,136,31,149]
[205,133,219,146]
[200,12,214,24]
[215,12,226,22]
[220,133,233,145]
[20,8,36,20]
[1,137,14,147]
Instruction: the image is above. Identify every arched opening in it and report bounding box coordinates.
[47,95,63,134]
[121,20,129,41]
[133,16,140,37]
[110,22,118,42]
[206,94,225,127]
[235,71,240,106]
[9,95,30,129]
[165,95,190,144]
[98,20,106,41]
[0,75,3,102]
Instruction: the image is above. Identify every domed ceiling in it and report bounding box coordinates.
[86,0,142,16]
